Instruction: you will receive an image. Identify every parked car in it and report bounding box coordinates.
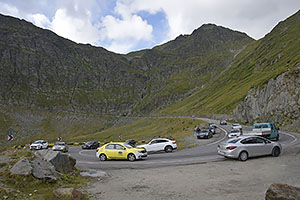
[52,142,68,152]
[125,139,137,147]
[228,129,242,138]
[96,142,147,162]
[232,123,242,130]
[30,140,48,150]
[208,126,216,135]
[220,120,227,125]
[209,123,217,128]
[137,138,177,153]
[82,141,100,149]
[196,129,213,139]
[217,135,282,161]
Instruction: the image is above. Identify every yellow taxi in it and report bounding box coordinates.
[96,142,147,161]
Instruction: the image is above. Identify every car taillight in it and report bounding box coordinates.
[226,146,237,150]
[172,141,176,144]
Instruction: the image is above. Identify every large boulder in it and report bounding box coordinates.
[53,188,84,200]
[34,149,76,173]
[10,158,32,175]
[31,157,61,183]
[266,183,300,200]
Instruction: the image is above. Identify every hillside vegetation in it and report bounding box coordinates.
[0,10,300,144]
[161,10,300,118]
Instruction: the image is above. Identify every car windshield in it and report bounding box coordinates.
[233,124,240,126]
[86,141,94,145]
[227,138,241,143]
[33,141,42,144]
[123,144,133,148]
[55,142,65,145]
[230,129,240,133]
[201,130,208,133]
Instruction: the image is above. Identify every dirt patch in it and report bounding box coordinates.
[86,144,300,200]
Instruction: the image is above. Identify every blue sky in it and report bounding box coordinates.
[0,0,299,54]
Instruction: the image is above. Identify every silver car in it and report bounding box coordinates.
[217,136,281,161]
[52,142,69,153]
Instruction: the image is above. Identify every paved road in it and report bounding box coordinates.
[69,119,299,170]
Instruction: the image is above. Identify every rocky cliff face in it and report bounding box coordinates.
[0,14,252,116]
[233,63,300,131]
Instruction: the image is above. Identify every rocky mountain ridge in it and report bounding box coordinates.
[0,14,252,116]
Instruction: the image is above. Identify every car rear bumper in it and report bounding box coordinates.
[217,148,239,158]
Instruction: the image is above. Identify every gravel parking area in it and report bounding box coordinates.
[86,143,300,200]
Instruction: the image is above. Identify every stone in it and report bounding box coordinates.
[0,156,10,164]
[80,170,107,177]
[10,158,32,175]
[31,157,60,183]
[34,149,76,173]
[265,183,300,200]
[53,188,84,200]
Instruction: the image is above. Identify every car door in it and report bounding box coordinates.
[115,144,127,159]
[256,138,273,156]
[241,138,257,157]
[104,144,118,158]
[147,140,159,152]
[155,140,168,151]
[251,137,269,156]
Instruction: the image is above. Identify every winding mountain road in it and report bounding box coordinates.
[69,118,299,170]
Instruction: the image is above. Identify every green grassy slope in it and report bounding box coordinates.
[160,10,300,115]
[72,117,206,149]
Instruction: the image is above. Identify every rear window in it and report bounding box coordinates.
[228,139,241,143]
[254,124,268,128]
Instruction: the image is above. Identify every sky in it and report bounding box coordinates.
[0,0,299,54]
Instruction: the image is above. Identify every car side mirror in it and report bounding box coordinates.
[123,147,126,150]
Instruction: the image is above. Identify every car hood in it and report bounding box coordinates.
[30,144,41,146]
[132,147,146,151]
[53,145,65,148]
[199,132,209,135]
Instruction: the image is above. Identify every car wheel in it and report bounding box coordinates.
[165,145,173,153]
[99,154,107,161]
[127,153,136,162]
[238,151,248,161]
[272,147,280,157]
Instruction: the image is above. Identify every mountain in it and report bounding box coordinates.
[0,14,252,116]
[161,10,300,131]
[127,24,253,113]
[1,9,299,144]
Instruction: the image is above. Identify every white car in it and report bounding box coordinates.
[30,140,48,150]
[232,123,242,130]
[228,129,242,138]
[137,138,177,153]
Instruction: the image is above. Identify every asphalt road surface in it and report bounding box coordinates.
[69,119,299,170]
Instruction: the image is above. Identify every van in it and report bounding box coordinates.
[253,122,279,140]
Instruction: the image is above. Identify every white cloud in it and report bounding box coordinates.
[27,13,51,29]
[115,0,300,41]
[1,0,300,53]
[100,14,152,41]
[98,1,153,53]
[51,8,100,44]
[0,2,20,17]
